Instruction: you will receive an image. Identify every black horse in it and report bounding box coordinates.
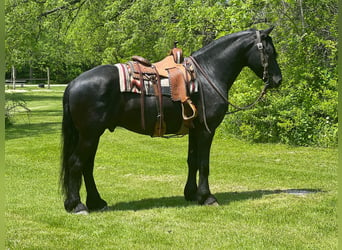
[61,28,282,213]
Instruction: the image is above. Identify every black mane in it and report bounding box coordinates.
[192,29,256,57]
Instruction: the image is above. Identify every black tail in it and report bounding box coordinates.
[60,85,79,197]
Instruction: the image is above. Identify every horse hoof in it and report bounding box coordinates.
[207,201,219,206]
[75,210,89,215]
[99,206,110,212]
[203,195,219,206]
[73,203,89,215]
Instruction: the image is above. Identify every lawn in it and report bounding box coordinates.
[5,87,337,249]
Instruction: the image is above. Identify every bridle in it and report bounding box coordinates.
[186,30,271,132]
[256,30,270,85]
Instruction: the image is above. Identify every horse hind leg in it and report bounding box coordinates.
[64,149,86,213]
[64,152,88,214]
[63,133,107,213]
[81,135,108,211]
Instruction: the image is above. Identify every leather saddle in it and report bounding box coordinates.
[131,48,185,77]
[130,48,197,137]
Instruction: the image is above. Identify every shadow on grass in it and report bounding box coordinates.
[106,189,324,212]
[23,94,63,102]
[5,93,63,103]
[5,121,61,140]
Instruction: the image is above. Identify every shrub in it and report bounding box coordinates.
[219,68,337,147]
[5,93,31,127]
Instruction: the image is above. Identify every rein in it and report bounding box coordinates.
[188,30,270,117]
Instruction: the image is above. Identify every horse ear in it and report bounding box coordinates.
[262,26,275,37]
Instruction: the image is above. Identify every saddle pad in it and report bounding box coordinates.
[115,63,198,96]
[115,63,170,96]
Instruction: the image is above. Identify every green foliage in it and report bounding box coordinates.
[5,0,337,146]
[220,0,337,147]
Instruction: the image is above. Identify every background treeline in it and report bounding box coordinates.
[5,0,337,147]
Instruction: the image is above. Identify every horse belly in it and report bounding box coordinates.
[118,94,183,136]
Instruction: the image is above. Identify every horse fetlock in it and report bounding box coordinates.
[184,192,197,202]
[64,198,81,212]
[184,183,197,201]
[86,197,108,211]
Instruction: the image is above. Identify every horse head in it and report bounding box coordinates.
[246,27,282,89]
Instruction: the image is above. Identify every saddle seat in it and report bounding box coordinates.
[131,47,186,78]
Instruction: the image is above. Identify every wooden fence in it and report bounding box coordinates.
[5,66,50,89]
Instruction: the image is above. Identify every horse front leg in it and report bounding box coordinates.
[185,128,218,205]
[184,130,198,201]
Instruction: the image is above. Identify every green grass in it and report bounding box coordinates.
[5,87,337,249]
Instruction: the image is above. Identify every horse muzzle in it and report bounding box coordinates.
[266,74,282,89]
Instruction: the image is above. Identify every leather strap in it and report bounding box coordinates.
[256,30,269,82]
[135,62,146,131]
[151,65,166,137]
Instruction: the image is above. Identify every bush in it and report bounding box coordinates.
[5,93,31,127]
[219,68,337,147]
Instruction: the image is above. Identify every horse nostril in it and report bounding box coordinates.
[273,76,282,86]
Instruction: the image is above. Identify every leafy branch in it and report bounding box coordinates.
[40,0,83,17]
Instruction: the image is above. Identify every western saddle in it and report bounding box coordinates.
[129,46,197,137]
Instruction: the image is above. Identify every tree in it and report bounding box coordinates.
[5,0,337,146]
[221,0,337,147]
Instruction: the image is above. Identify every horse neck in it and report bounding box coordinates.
[192,32,252,92]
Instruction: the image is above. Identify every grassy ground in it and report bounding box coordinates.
[5,87,337,249]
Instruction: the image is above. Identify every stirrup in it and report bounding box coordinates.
[181,98,197,121]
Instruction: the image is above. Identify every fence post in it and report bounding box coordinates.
[12,65,15,90]
[47,67,50,89]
